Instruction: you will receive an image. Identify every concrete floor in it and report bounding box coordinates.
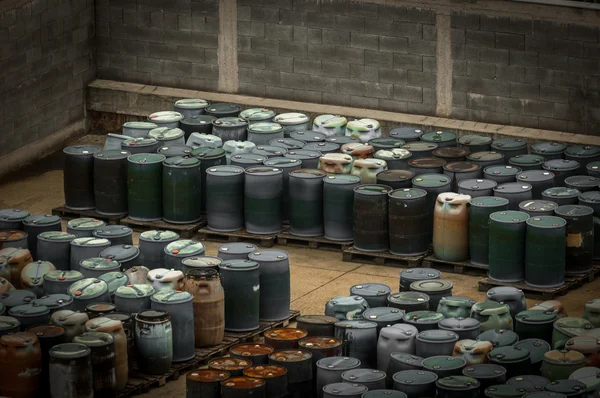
[2,135,598,397]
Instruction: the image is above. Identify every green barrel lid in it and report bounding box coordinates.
[284,150,322,160]
[354,184,392,196]
[157,145,193,157]
[69,278,109,299]
[342,368,386,382]
[240,108,276,121]
[565,175,600,189]
[543,159,580,172]
[123,121,157,129]
[38,231,76,241]
[517,171,554,182]
[526,216,567,229]
[375,148,412,160]
[148,127,184,141]
[404,310,445,324]
[270,138,306,149]
[565,145,600,157]
[80,257,121,270]
[494,182,532,194]
[471,196,510,207]
[488,346,530,362]
[73,331,114,347]
[514,339,551,363]
[326,136,359,145]
[350,283,391,297]
[468,151,505,161]
[388,292,430,305]
[206,165,246,176]
[149,111,183,122]
[71,237,110,247]
[543,187,580,199]
[100,245,139,262]
[174,98,209,109]
[219,259,260,271]
[99,272,129,293]
[532,142,566,155]
[410,280,453,293]
[555,205,594,217]
[248,250,289,262]
[544,380,587,395]
[163,155,200,167]
[63,145,101,156]
[213,117,247,128]
[323,175,362,187]
[290,131,327,143]
[477,329,519,347]
[164,239,205,256]
[438,296,477,308]
[206,103,241,114]
[437,375,480,390]
[67,218,106,230]
[33,294,73,309]
[393,369,438,384]
[458,135,493,146]
[510,154,545,167]
[485,384,529,397]
[44,270,84,283]
[313,114,347,127]
[423,356,466,370]
[420,130,457,143]
[418,329,460,342]
[390,126,424,140]
[369,137,406,148]
[49,342,91,359]
[490,210,530,223]
[247,122,282,133]
[520,200,558,214]
[182,115,216,126]
[22,260,55,283]
[289,168,327,179]
[554,317,594,333]
[274,112,310,125]
[492,138,527,150]
[389,188,427,199]
[93,225,132,238]
[462,364,507,379]
[23,214,61,225]
[472,301,511,316]
[128,153,165,164]
[9,303,49,317]
[122,137,159,147]
[0,209,29,221]
[412,173,452,187]
[191,147,226,159]
[252,145,287,157]
[139,230,179,241]
[402,142,438,152]
[485,165,522,176]
[459,179,496,191]
[151,289,192,304]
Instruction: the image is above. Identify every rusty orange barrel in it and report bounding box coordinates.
[264,328,308,350]
[0,332,42,398]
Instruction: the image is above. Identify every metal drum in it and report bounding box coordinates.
[457,179,497,198]
[252,145,288,159]
[212,117,248,141]
[349,283,391,308]
[70,237,110,271]
[284,149,322,169]
[135,310,173,374]
[73,332,117,397]
[127,153,165,221]
[21,260,56,298]
[158,145,194,158]
[43,270,83,295]
[436,376,480,398]
[484,165,522,184]
[93,225,133,246]
[412,174,452,238]
[461,364,507,392]
[266,158,303,220]
[186,370,230,398]
[488,211,529,282]
[162,156,202,224]
[247,122,284,145]
[229,343,274,365]
[248,250,290,322]
[68,278,110,311]
[85,303,116,319]
[516,171,556,199]
[579,191,600,261]
[316,358,361,398]
[138,230,179,270]
[9,303,50,330]
[520,200,559,217]
[515,310,557,344]
[469,197,510,266]
[477,329,519,349]
[0,290,36,312]
[353,184,391,252]
[66,218,105,238]
[543,159,580,186]
[374,149,412,170]
[290,131,326,144]
[121,137,161,154]
[270,137,306,151]
[400,268,441,292]
[341,368,386,391]
[388,188,429,256]
[467,151,505,168]
[217,242,258,261]
[230,152,268,168]
[93,150,129,216]
[443,162,482,191]
[99,272,129,299]
[114,284,155,315]
[494,183,533,210]
[264,329,307,351]
[409,157,447,177]
[587,161,600,176]
[48,343,93,398]
[0,209,29,230]
[326,296,369,321]
[510,154,546,171]
[288,169,326,237]
[220,260,260,332]
[565,175,600,193]
[296,315,338,337]
[36,231,75,271]
[268,349,313,397]
[173,98,209,118]
[410,280,453,311]
[150,290,194,362]
[321,175,360,242]
[376,170,414,191]
[0,229,26,250]
[223,140,254,159]
[420,130,457,148]
[389,126,423,143]
[369,137,405,153]
[433,147,470,163]
[148,127,185,147]
[334,320,378,368]
[458,135,493,153]
[363,307,405,332]
[272,113,310,138]
[205,103,241,119]
[63,145,100,210]
[23,214,62,259]
[163,240,205,271]
[565,145,600,173]
[531,142,566,161]
[0,331,43,397]
[490,138,528,163]
[438,317,480,340]
[393,369,438,397]
[543,187,581,206]
[555,205,594,275]
[121,121,155,138]
[402,142,438,159]
[180,115,216,140]
[313,114,347,137]
[243,365,288,398]
[99,244,140,270]
[24,325,67,390]
[205,165,245,232]
[245,166,283,234]
[422,356,467,379]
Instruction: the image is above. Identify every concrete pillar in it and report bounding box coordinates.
[435,11,452,118]
[218,0,238,93]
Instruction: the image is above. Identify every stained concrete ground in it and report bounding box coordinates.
[2,135,598,397]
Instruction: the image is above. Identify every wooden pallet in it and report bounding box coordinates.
[117,309,300,397]
[421,255,490,276]
[276,230,352,252]
[342,247,427,267]
[51,205,123,224]
[196,227,278,248]
[478,266,600,300]
[119,217,207,239]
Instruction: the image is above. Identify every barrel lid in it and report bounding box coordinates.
[523,392,567,398]
[555,204,594,217]
[457,179,497,192]
[303,142,340,153]
[265,328,307,341]
[565,145,600,157]
[543,349,586,366]
[374,149,412,161]
[0,290,36,307]
[243,365,288,379]
[158,145,193,157]
[389,126,423,141]
[69,278,109,299]
[206,165,246,176]
[136,309,170,322]
[163,155,200,167]
[565,175,600,188]
[9,303,50,317]
[543,159,580,172]
[0,209,29,221]
[350,283,391,297]
[462,364,507,379]
[213,116,247,128]
[489,346,530,362]
[346,118,380,131]
[36,231,74,243]
[182,115,217,128]
[532,142,566,155]
[433,147,471,159]
[21,261,55,286]
[472,301,510,316]
[388,291,430,305]
[410,157,447,169]
[44,270,84,283]
[423,356,467,370]
[579,191,600,205]
[410,280,453,293]
[230,343,274,357]
[468,151,505,161]
[439,317,480,331]
[354,184,392,196]
[418,329,460,343]
[476,329,519,348]
[128,153,165,164]
[470,196,510,208]
[93,225,133,238]
[51,310,89,325]
[247,122,283,133]
[587,161,600,173]
[320,153,353,165]
[248,249,289,262]
[363,307,404,322]
[342,368,386,383]
[186,369,230,384]
[269,138,306,150]
[317,356,361,371]
[164,239,205,256]
[210,357,252,371]
[485,165,522,177]
[458,134,493,146]
[510,154,545,166]
[404,310,445,324]
[527,217,567,231]
[519,200,558,213]
[0,230,27,242]
[517,170,555,182]
[218,242,258,254]
[73,331,114,347]
[412,173,451,188]
[181,255,222,268]
[507,375,551,391]
[86,317,125,333]
[443,161,480,172]
[284,149,322,160]
[23,214,61,226]
[494,183,532,194]
[437,375,480,390]
[123,121,158,130]
[313,114,347,127]
[122,137,159,148]
[543,187,580,199]
[274,112,310,125]
[148,127,184,141]
[100,244,139,262]
[568,366,600,386]
[230,153,268,164]
[80,257,120,271]
[149,111,183,123]
[32,294,73,309]
[0,331,39,347]
[174,98,209,109]
[420,130,457,143]
[26,324,66,339]
[289,168,327,179]
[139,229,179,242]
[323,174,361,185]
[245,165,283,176]
[402,142,438,152]
[393,369,438,384]
[115,283,155,299]
[439,296,477,308]
[322,382,370,396]
[67,218,106,230]
[63,145,101,156]
[491,138,527,150]
[377,170,414,183]
[334,320,378,329]
[239,107,275,121]
[151,289,192,304]
[485,384,529,398]
[389,188,427,200]
[0,315,19,329]
[554,317,594,335]
[326,136,359,144]
[369,137,405,148]
[219,259,259,271]
[252,146,287,157]
[206,102,241,114]
[49,342,90,359]
[191,147,226,159]
[545,380,587,395]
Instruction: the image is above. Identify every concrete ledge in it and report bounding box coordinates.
[88,79,599,146]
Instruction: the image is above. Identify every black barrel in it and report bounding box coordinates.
[542,187,580,206]
[564,145,600,173]
[220,260,260,332]
[412,174,452,240]
[390,126,423,142]
[284,149,322,169]
[73,332,117,397]
[162,156,202,224]
[565,175,600,193]
[323,175,361,242]
[245,166,283,235]
[443,162,483,191]
[231,153,268,169]
[467,152,505,168]
[457,179,497,198]
[353,184,391,252]
[531,142,566,161]
[94,150,129,216]
[491,138,528,163]
[206,165,245,232]
[191,147,227,214]
[525,216,567,288]
[289,169,327,237]
[49,343,94,398]
[22,214,62,259]
[494,183,533,210]
[37,231,76,271]
[180,115,216,141]
[516,171,556,199]
[186,369,230,398]
[389,188,429,256]
[377,170,414,190]
[488,211,529,282]
[127,153,165,221]
[93,225,133,246]
[554,205,594,275]
[543,159,580,186]
[243,365,288,398]
[409,157,447,177]
[264,157,302,222]
[458,135,493,153]
[249,250,291,322]
[509,154,546,171]
[579,191,600,261]
[469,196,510,267]
[519,200,559,217]
[269,350,313,398]
[63,145,100,210]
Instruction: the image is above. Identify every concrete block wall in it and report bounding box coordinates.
[0,0,95,157]
[95,0,219,92]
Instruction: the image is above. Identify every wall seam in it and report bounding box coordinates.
[435,12,453,118]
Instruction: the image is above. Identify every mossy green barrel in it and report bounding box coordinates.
[244,166,283,235]
[162,156,202,224]
[488,211,529,282]
[389,188,429,256]
[353,184,391,252]
[127,154,165,221]
[469,197,510,267]
[192,147,226,214]
[93,150,129,216]
[525,216,567,288]
[288,169,327,237]
[554,205,594,275]
[205,165,245,232]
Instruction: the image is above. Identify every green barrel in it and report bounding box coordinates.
[420,130,457,148]
[322,175,361,242]
[353,184,391,252]
[565,175,600,193]
[127,154,165,221]
[488,211,529,282]
[191,147,226,214]
[491,138,528,164]
[542,187,580,206]
[564,145,600,173]
[205,165,245,232]
[469,197,510,267]
[244,166,283,234]
[402,142,438,159]
[531,142,566,161]
[525,216,567,288]
[543,159,580,186]
[509,155,546,171]
[369,137,405,152]
[412,173,452,243]
[288,169,327,237]
[389,188,429,256]
[162,156,202,224]
[264,157,302,223]
[554,205,594,275]
[219,260,260,332]
[458,135,493,153]
[516,171,555,199]
[578,191,600,261]
[515,310,558,344]
[93,150,130,216]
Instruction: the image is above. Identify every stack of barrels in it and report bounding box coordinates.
[0,208,292,398]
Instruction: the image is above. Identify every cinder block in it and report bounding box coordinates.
[294,89,322,104]
[279,42,307,57]
[351,95,379,110]
[568,24,598,43]
[525,36,554,54]
[467,62,496,80]
[408,70,436,89]
[110,53,137,70]
[451,13,480,30]
[266,55,294,72]
[538,53,568,71]
[252,6,279,24]
[453,60,466,76]
[192,63,219,80]
[321,1,377,19]
[350,64,379,82]
[252,68,281,85]
[510,82,540,100]
[238,5,251,21]
[365,50,393,68]
[109,7,123,24]
[164,13,179,31]
[584,43,600,59]
[307,43,336,60]
[466,29,494,47]
[554,103,583,121]
[509,50,538,67]
[454,75,510,97]
[497,96,524,114]
[308,75,336,93]
[294,58,321,75]
[238,51,266,69]
[336,78,366,96]
[495,65,524,83]
[554,39,583,58]
[321,60,350,78]
[165,30,193,46]
[467,93,499,112]
[251,37,280,55]
[322,29,350,46]
[479,47,509,65]
[279,9,307,26]
[334,15,365,33]
[568,87,593,107]
[72,26,88,44]
[524,67,554,85]
[280,71,310,89]
[495,32,524,50]
[350,32,379,50]
[164,59,193,77]
[453,91,467,107]
[205,49,218,64]
[538,117,567,132]
[178,15,191,31]
[451,28,465,44]
[523,99,554,117]
[394,53,422,71]
[150,43,178,59]
[568,57,598,75]
[336,47,364,64]
[364,82,393,99]
[480,15,511,33]
[193,32,218,48]
[240,83,266,97]
[409,39,436,56]
[393,84,423,103]
[293,0,321,12]
[308,28,322,44]
[366,18,394,37]
[323,92,352,107]
[137,27,166,44]
[379,67,407,84]
[423,24,436,41]
[238,36,251,52]
[306,11,329,29]
[239,67,253,82]
[122,70,150,84]
[120,39,150,57]
[138,56,164,73]
[510,114,539,128]
[293,26,307,43]
[393,21,423,39]
[379,36,408,53]
[379,98,408,113]
[509,18,533,36]
[533,20,569,39]
[423,56,436,73]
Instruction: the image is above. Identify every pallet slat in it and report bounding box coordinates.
[52,205,123,224]
[120,217,207,239]
[196,227,277,248]
[276,231,352,252]
[421,255,489,276]
[342,247,427,267]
